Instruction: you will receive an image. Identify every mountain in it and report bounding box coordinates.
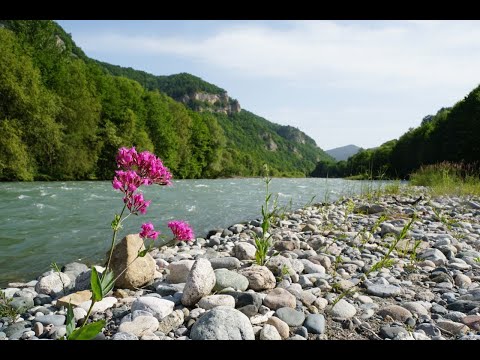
[326,144,361,161]
[0,20,332,181]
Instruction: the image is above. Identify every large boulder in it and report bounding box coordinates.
[190,306,255,340]
[110,234,156,290]
[181,258,216,306]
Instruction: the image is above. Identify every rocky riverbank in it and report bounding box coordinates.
[1,187,480,340]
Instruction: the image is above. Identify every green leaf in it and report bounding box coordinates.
[90,267,103,302]
[66,302,76,337]
[100,269,115,297]
[68,320,105,340]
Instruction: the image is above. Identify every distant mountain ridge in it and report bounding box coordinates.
[326,144,361,161]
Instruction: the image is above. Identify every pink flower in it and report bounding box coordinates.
[135,150,173,186]
[112,170,146,195]
[126,192,151,215]
[116,147,138,170]
[140,222,159,240]
[168,220,194,241]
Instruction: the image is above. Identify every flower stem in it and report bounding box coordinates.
[104,203,127,280]
[81,299,96,328]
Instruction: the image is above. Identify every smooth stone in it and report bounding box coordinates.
[327,299,356,319]
[377,305,413,322]
[4,321,30,337]
[299,259,325,274]
[275,307,305,327]
[380,326,408,339]
[34,315,65,326]
[154,283,179,296]
[118,316,159,337]
[266,317,290,339]
[35,272,71,297]
[462,315,480,331]
[112,332,139,340]
[181,258,216,307]
[455,274,472,288]
[238,266,276,291]
[34,322,43,337]
[287,334,307,340]
[259,324,282,340]
[304,314,325,334]
[213,269,249,292]
[227,291,263,310]
[79,297,117,313]
[166,260,195,284]
[190,306,254,340]
[62,262,89,283]
[56,290,92,308]
[234,242,257,261]
[9,297,34,311]
[416,323,441,337]
[33,294,52,306]
[73,307,87,322]
[157,310,184,333]
[198,295,235,310]
[436,320,469,336]
[418,248,447,266]
[263,288,296,310]
[366,284,402,298]
[131,297,174,320]
[209,257,241,270]
[401,302,429,317]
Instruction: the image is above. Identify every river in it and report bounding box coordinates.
[0,178,391,287]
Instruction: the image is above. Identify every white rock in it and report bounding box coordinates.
[327,299,357,319]
[131,297,174,320]
[118,316,159,337]
[73,307,87,322]
[35,273,72,297]
[79,297,117,313]
[260,324,282,340]
[299,259,325,274]
[181,259,216,307]
[166,260,195,284]
[234,242,257,260]
[198,295,235,310]
[250,311,275,325]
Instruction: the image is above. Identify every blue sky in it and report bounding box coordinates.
[57,20,480,150]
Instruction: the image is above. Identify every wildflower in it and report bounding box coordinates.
[125,192,151,215]
[168,220,195,241]
[140,222,159,240]
[116,147,138,170]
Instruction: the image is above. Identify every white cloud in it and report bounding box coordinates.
[76,20,480,90]
[73,20,480,148]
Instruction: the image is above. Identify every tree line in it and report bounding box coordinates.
[311,89,480,179]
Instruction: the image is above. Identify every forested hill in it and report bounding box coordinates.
[0,20,332,181]
[312,89,480,179]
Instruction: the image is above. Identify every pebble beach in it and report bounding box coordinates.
[1,187,480,341]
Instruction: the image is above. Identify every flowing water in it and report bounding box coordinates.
[0,178,391,287]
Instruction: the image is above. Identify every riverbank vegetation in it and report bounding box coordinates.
[311,83,480,184]
[0,20,330,182]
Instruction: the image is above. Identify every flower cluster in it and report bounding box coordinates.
[115,147,172,186]
[168,220,195,241]
[139,222,159,240]
[125,193,151,215]
[111,147,193,244]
